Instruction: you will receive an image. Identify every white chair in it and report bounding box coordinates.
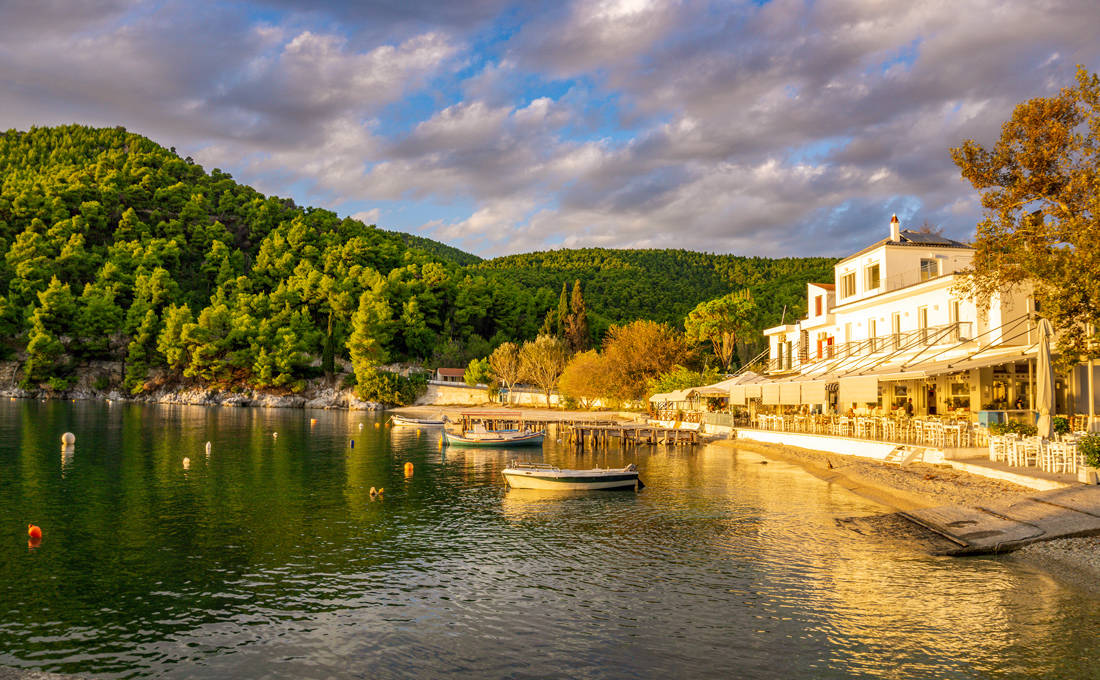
[988,435,1007,463]
[1017,437,1042,467]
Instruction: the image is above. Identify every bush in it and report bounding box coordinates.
[93,376,111,391]
[1080,434,1100,469]
[1053,415,1070,436]
[990,420,1038,437]
[355,370,427,406]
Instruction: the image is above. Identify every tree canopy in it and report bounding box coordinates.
[951,66,1100,357]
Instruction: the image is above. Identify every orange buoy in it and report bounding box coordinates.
[27,524,42,540]
[404,462,414,476]
[310,418,317,426]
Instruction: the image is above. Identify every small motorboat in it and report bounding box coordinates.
[442,427,545,447]
[502,461,644,490]
[391,414,448,427]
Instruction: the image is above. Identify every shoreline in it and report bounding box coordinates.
[719,437,1100,592]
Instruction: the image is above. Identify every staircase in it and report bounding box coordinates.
[884,445,926,465]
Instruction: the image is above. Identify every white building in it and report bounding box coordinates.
[737,215,1096,419]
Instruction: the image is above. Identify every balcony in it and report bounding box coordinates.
[766,322,973,373]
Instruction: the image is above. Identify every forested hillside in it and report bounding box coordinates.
[0,125,835,395]
[477,249,835,337]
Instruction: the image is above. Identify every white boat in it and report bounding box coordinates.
[391,414,448,427]
[502,461,644,490]
[443,428,545,447]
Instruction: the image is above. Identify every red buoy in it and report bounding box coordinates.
[27,524,42,540]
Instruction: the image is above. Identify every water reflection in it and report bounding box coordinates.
[0,400,1097,678]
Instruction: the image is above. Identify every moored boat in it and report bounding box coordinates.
[502,461,643,490]
[442,428,545,447]
[391,414,448,427]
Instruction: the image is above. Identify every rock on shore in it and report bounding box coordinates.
[0,361,383,410]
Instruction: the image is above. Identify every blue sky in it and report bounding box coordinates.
[2,0,1098,258]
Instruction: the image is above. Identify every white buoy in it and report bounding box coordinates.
[273,432,278,439]
[205,441,212,456]
[182,457,190,470]
[61,432,76,446]
[359,423,363,430]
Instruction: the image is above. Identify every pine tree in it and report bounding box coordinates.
[124,309,159,393]
[565,278,588,352]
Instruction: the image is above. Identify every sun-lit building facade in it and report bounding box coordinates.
[743,215,1090,417]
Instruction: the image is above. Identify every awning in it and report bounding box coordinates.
[800,379,827,403]
[779,381,802,405]
[744,384,762,399]
[693,385,731,397]
[762,383,781,405]
[839,375,879,406]
[729,385,746,405]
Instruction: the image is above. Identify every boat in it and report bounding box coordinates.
[442,427,545,447]
[391,414,448,427]
[501,461,644,490]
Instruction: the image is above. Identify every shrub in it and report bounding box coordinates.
[1080,434,1100,469]
[1053,415,1070,436]
[990,420,1038,437]
[355,369,427,406]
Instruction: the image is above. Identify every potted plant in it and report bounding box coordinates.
[1053,416,1070,438]
[1079,434,1100,485]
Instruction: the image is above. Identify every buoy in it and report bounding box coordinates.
[377,487,383,495]
[404,462,414,476]
[205,441,212,456]
[310,418,317,426]
[358,423,363,430]
[375,422,380,428]
[27,524,42,540]
[369,486,377,496]
[182,457,190,470]
[273,432,278,439]
[350,439,355,448]
[61,432,75,445]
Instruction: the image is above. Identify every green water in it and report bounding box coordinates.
[0,400,1097,679]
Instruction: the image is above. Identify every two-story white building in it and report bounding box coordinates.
[736,215,1094,419]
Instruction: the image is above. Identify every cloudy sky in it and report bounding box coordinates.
[2,0,1097,258]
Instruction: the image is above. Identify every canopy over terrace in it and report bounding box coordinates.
[737,341,1044,410]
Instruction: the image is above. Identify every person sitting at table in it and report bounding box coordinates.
[846,404,856,417]
[905,398,914,417]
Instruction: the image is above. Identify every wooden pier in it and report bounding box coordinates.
[566,423,699,450]
[456,411,700,450]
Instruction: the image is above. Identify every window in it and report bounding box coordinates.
[815,295,823,316]
[865,263,880,290]
[919,258,938,281]
[841,272,856,298]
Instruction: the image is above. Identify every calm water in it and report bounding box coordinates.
[0,401,1097,679]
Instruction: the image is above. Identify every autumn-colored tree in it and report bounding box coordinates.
[601,320,691,402]
[683,289,757,371]
[489,341,521,404]
[519,334,568,407]
[558,350,610,408]
[951,65,1100,357]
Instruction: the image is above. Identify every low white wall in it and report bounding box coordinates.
[734,428,900,461]
[416,383,562,407]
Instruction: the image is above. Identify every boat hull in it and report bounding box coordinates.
[443,431,545,447]
[502,470,641,490]
[391,415,446,427]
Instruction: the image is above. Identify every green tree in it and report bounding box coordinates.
[565,278,589,352]
[951,65,1100,358]
[348,289,392,389]
[683,289,758,371]
[76,281,123,358]
[464,357,493,386]
[124,308,160,393]
[21,317,64,388]
[157,304,194,376]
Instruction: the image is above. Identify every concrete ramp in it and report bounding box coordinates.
[901,486,1100,555]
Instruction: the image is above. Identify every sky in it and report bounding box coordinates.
[1,0,1098,259]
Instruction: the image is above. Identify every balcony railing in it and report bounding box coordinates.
[767,322,974,373]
